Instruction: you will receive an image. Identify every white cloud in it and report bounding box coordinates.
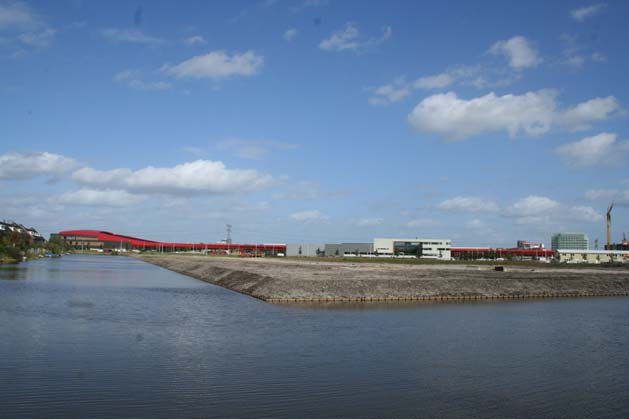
[409,90,555,140]
[438,196,499,213]
[184,35,206,46]
[0,151,78,180]
[571,3,607,22]
[560,96,619,131]
[408,90,619,140]
[507,195,560,216]
[101,28,164,45]
[319,22,359,51]
[290,210,329,223]
[368,77,411,105]
[585,189,629,205]
[163,50,263,80]
[57,189,145,207]
[115,70,171,91]
[71,160,274,196]
[591,52,607,62]
[353,218,383,227]
[489,36,542,69]
[284,28,297,41]
[414,73,455,89]
[569,205,603,222]
[319,22,391,52]
[557,133,629,168]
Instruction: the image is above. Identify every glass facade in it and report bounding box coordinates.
[393,241,422,256]
[551,233,589,250]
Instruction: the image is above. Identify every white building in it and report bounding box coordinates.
[555,249,629,264]
[373,238,451,260]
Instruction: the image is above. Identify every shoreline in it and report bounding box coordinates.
[135,254,629,303]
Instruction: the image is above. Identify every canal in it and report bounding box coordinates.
[1,255,628,418]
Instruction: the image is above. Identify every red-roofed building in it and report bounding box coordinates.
[52,230,286,256]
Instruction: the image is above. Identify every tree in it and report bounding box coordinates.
[298,245,302,256]
[46,236,70,254]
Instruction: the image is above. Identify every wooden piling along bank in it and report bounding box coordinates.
[136,254,629,304]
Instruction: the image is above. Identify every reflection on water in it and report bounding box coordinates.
[1,255,628,419]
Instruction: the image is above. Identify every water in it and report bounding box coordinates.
[1,255,628,419]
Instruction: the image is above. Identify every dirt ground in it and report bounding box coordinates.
[136,255,629,303]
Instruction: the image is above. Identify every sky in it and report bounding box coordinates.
[1,0,628,247]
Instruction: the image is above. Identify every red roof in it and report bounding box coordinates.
[58,230,286,251]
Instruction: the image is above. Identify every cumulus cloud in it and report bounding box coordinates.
[0,151,78,180]
[489,36,542,69]
[438,196,499,213]
[101,28,164,45]
[571,3,607,22]
[408,90,619,140]
[184,35,206,46]
[115,70,171,91]
[71,160,274,196]
[163,50,263,80]
[284,28,297,41]
[290,210,329,223]
[560,96,619,131]
[556,133,629,168]
[319,22,391,52]
[57,189,145,207]
[438,194,604,227]
[507,195,560,216]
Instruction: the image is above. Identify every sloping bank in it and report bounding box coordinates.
[136,255,629,303]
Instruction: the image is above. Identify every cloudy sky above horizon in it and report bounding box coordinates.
[1,0,628,247]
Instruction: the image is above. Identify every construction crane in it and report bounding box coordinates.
[606,203,614,250]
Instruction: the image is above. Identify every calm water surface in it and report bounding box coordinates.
[1,255,628,418]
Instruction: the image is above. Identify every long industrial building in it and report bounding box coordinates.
[53,230,287,256]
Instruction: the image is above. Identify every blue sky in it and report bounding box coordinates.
[1,0,628,247]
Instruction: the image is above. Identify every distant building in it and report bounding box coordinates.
[0,221,45,245]
[555,249,629,264]
[551,233,588,251]
[286,243,326,257]
[324,243,374,257]
[53,230,286,255]
[373,238,451,260]
[517,240,544,250]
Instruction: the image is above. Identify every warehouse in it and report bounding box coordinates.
[324,243,374,257]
